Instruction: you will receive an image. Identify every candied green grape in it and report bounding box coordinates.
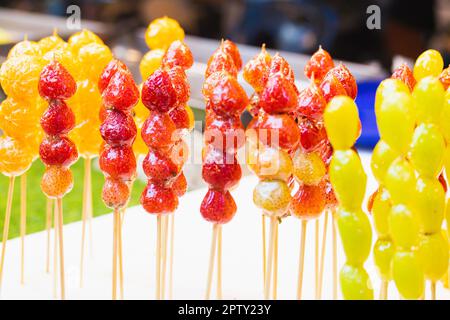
[412,76,445,124]
[392,251,424,299]
[373,238,394,280]
[292,149,326,185]
[409,123,445,178]
[253,179,291,216]
[376,91,415,154]
[324,96,360,150]
[375,78,409,116]
[372,187,392,237]
[329,149,366,210]
[440,89,450,142]
[389,204,420,249]
[336,208,372,265]
[418,232,449,281]
[384,157,416,204]
[340,264,374,300]
[371,140,399,184]
[413,49,444,81]
[414,177,445,234]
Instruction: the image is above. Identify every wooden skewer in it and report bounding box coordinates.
[79,157,89,288]
[380,280,388,300]
[118,208,124,300]
[20,173,27,285]
[296,220,307,300]
[431,281,436,300]
[53,199,58,299]
[317,210,329,299]
[332,210,337,300]
[161,215,169,299]
[264,217,277,300]
[156,215,162,300]
[272,219,278,300]
[168,213,175,299]
[0,176,15,292]
[315,219,319,299]
[205,223,219,300]
[57,198,65,300]
[45,198,53,273]
[87,158,93,257]
[112,209,118,300]
[217,224,223,300]
[262,214,266,291]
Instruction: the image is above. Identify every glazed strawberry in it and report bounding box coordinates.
[319,71,347,103]
[269,54,295,83]
[243,46,271,93]
[221,40,242,70]
[141,69,177,112]
[102,178,130,209]
[141,112,178,149]
[173,172,187,197]
[319,177,337,209]
[329,64,357,99]
[39,60,76,100]
[140,183,179,214]
[167,67,189,105]
[298,117,327,152]
[102,69,139,112]
[169,105,191,130]
[391,63,416,92]
[40,100,75,136]
[439,66,450,90]
[259,73,298,114]
[205,49,238,78]
[162,40,193,70]
[204,113,245,151]
[99,105,108,122]
[296,84,327,120]
[200,189,237,224]
[202,148,242,190]
[99,145,136,180]
[304,46,335,84]
[255,113,300,150]
[289,183,325,219]
[143,148,181,184]
[39,136,78,167]
[98,59,128,93]
[100,109,137,146]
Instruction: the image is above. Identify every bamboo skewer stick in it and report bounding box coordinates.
[332,211,337,300]
[431,281,436,300]
[20,174,26,285]
[161,215,169,299]
[79,158,89,288]
[156,215,162,300]
[45,198,52,273]
[297,220,307,300]
[87,158,93,256]
[0,176,15,292]
[112,209,118,300]
[272,220,278,300]
[168,213,175,299]
[264,217,277,300]
[118,209,124,300]
[53,200,58,299]
[315,219,319,299]
[57,198,65,300]
[205,224,219,300]
[318,210,329,299]
[217,224,223,300]
[380,280,388,300]
[262,214,266,290]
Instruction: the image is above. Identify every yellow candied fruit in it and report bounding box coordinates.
[413,49,444,81]
[385,157,416,204]
[373,239,394,281]
[140,49,165,80]
[412,76,445,125]
[0,136,34,176]
[41,165,74,198]
[7,39,41,58]
[77,43,113,81]
[292,149,326,185]
[392,250,424,299]
[375,78,410,115]
[68,29,104,54]
[371,140,399,184]
[0,97,41,138]
[69,79,103,120]
[133,127,148,157]
[389,204,420,249]
[372,187,392,237]
[440,88,450,142]
[414,177,445,234]
[418,232,449,282]
[69,119,102,158]
[339,264,374,300]
[145,16,185,50]
[38,33,65,54]
[253,179,291,216]
[42,44,80,80]
[247,145,293,181]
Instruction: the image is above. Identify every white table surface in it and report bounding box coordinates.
[0,152,449,300]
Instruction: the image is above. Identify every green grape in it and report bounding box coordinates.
[392,250,424,299]
[413,49,444,81]
[372,187,392,237]
[329,149,367,210]
[375,78,409,117]
[414,177,445,234]
[418,232,449,282]
[340,264,374,300]
[323,96,360,150]
[384,157,416,204]
[377,92,415,154]
[440,89,450,142]
[336,208,372,265]
[373,238,394,281]
[412,76,445,124]
[371,140,399,184]
[409,123,445,178]
[389,204,420,249]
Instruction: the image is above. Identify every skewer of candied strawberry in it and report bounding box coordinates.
[38,60,78,300]
[201,40,246,300]
[140,40,193,300]
[98,59,139,300]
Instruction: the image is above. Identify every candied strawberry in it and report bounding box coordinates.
[204,113,245,151]
[298,117,327,152]
[200,189,237,224]
[439,66,450,90]
[290,183,325,219]
[173,172,187,197]
[205,72,248,117]
[98,59,128,93]
[243,47,271,93]
[39,60,76,100]
[99,105,108,122]
[40,100,75,136]
[41,166,73,198]
[329,64,357,99]
[162,40,194,70]
[296,84,327,120]
[391,63,416,92]
[221,40,242,70]
[143,148,180,184]
[169,105,191,130]
[102,69,139,112]
[100,109,137,146]
[304,46,335,84]
[319,178,337,209]
[259,73,298,114]
[141,69,177,112]
[39,136,78,167]
[167,67,189,105]
[269,54,295,83]
[99,145,136,180]
[141,112,178,149]
[202,148,242,190]
[319,72,347,102]
[205,50,238,78]
[140,182,179,214]
[256,113,300,150]
[102,178,130,209]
